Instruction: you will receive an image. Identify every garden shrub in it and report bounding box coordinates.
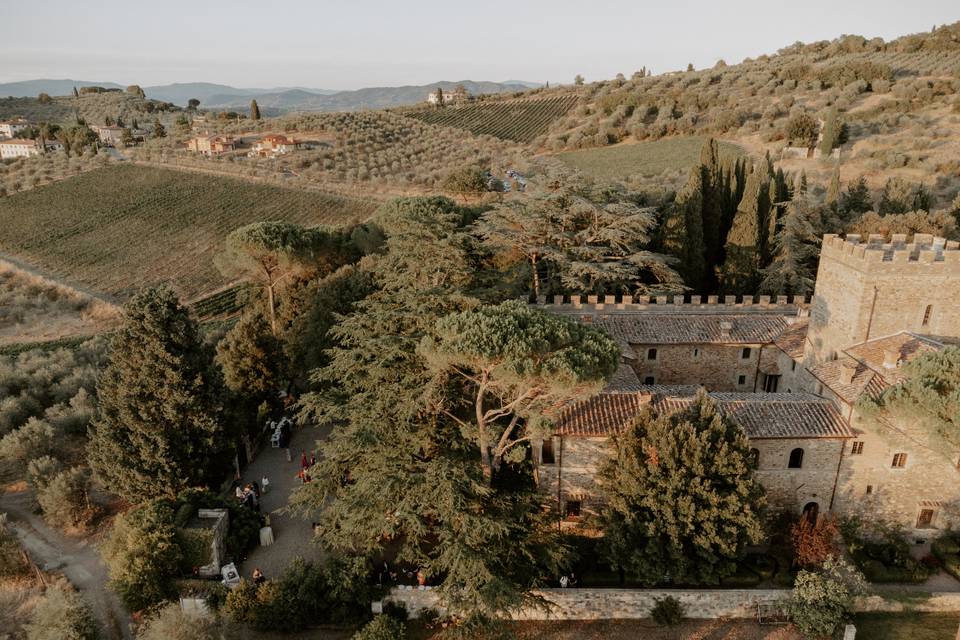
[36,466,95,530]
[136,601,226,640]
[382,600,409,622]
[26,455,61,491]
[0,519,29,577]
[352,616,407,640]
[650,595,684,626]
[0,417,55,468]
[787,557,865,639]
[25,584,98,640]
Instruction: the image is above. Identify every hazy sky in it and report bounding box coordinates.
[2,1,956,89]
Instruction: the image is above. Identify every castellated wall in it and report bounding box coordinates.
[833,409,960,536]
[539,435,846,522]
[629,344,762,390]
[806,234,960,364]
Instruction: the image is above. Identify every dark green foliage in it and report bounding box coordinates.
[25,585,99,640]
[175,489,260,560]
[597,391,765,586]
[250,99,261,120]
[650,596,684,626]
[216,312,287,397]
[0,519,29,578]
[786,557,866,639]
[663,169,707,288]
[292,198,568,619]
[36,466,94,530]
[152,119,165,138]
[857,347,960,450]
[720,163,773,293]
[817,108,846,156]
[352,616,407,640]
[103,501,183,611]
[223,558,373,631]
[479,171,682,298]
[88,287,228,502]
[760,187,819,297]
[878,178,933,215]
[839,176,873,220]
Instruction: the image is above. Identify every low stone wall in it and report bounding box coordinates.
[384,587,789,619]
[383,587,960,620]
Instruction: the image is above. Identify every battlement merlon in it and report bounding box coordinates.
[821,233,960,271]
[530,293,808,316]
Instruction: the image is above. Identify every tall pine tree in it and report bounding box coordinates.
[760,181,820,297]
[88,287,228,502]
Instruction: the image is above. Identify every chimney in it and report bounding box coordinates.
[882,348,900,369]
[719,320,733,341]
[839,361,857,385]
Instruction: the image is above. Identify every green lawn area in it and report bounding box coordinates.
[853,612,960,640]
[555,135,745,180]
[0,164,377,300]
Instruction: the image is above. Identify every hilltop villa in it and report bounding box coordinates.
[535,233,960,539]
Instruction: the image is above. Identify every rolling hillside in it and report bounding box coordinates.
[0,165,377,300]
[402,96,579,143]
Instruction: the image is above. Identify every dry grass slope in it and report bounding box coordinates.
[0,165,377,300]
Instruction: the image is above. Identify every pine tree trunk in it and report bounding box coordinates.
[267,283,277,336]
[476,378,493,484]
[531,253,540,300]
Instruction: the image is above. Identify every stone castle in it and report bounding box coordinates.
[534,233,960,537]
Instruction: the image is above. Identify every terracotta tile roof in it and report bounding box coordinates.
[593,314,789,345]
[774,320,808,360]
[554,388,853,439]
[0,139,36,146]
[812,332,944,403]
[606,362,643,391]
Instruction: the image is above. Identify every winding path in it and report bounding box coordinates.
[1,489,131,639]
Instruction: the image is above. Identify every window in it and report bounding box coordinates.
[541,439,555,465]
[791,361,797,371]
[917,509,936,529]
[646,347,658,361]
[750,448,760,467]
[692,347,700,358]
[802,502,819,523]
[851,441,864,455]
[865,485,873,495]
[643,376,655,385]
[737,374,747,386]
[741,347,752,359]
[565,500,582,519]
[788,448,804,469]
[922,304,932,327]
[763,374,781,393]
[892,453,908,468]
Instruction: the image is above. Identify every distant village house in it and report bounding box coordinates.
[187,134,236,156]
[0,138,63,159]
[0,118,31,139]
[248,134,300,158]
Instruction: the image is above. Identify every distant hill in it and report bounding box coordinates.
[0,79,123,96]
[142,82,338,106]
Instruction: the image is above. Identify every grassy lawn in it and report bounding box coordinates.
[853,612,960,640]
[0,164,377,300]
[555,135,745,180]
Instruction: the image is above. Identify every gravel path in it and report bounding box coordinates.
[237,424,329,580]
[1,489,131,639]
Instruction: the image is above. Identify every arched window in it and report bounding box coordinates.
[922,304,933,327]
[802,501,819,523]
[750,448,761,467]
[788,448,804,469]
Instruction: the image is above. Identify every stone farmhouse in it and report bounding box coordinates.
[187,134,236,156]
[248,134,299,158]
[535,233,960,539]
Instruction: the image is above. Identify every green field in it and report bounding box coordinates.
[853,612,960,640]
[556,136,746,180]
[404,96,579,143]
[0,165,377,300]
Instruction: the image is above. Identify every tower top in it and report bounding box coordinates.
[821,234,960,272]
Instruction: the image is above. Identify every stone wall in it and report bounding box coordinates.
[833,409,960,536]
[540,433,846,521]
[383,587,960,620]
[629,343,761,391]
[806,234,960,365]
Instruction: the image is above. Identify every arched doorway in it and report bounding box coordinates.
[802,502,819,524]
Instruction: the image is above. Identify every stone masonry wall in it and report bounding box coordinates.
[629,343,762,391]
[383,587,960,620]
[540,435,845,521]
[833,409,960,536]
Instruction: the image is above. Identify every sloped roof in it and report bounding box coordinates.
[774,320,808,360]
[593,314,789,345]
[812,332,944,404]
[553,387,853,439]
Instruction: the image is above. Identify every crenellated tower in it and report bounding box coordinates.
[805,233,960,365]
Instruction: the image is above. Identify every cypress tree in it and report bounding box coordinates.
[663,170,708,290]
[699,138,724,271]
[88,287,228,503]
[250,99,261,120]
[720,164,772,293]
[760,187,820,297]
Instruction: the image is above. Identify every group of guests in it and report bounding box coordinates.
[236,481,262,511]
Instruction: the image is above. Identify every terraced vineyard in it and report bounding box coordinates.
[403,96,580,143]
[0,165,377,300]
